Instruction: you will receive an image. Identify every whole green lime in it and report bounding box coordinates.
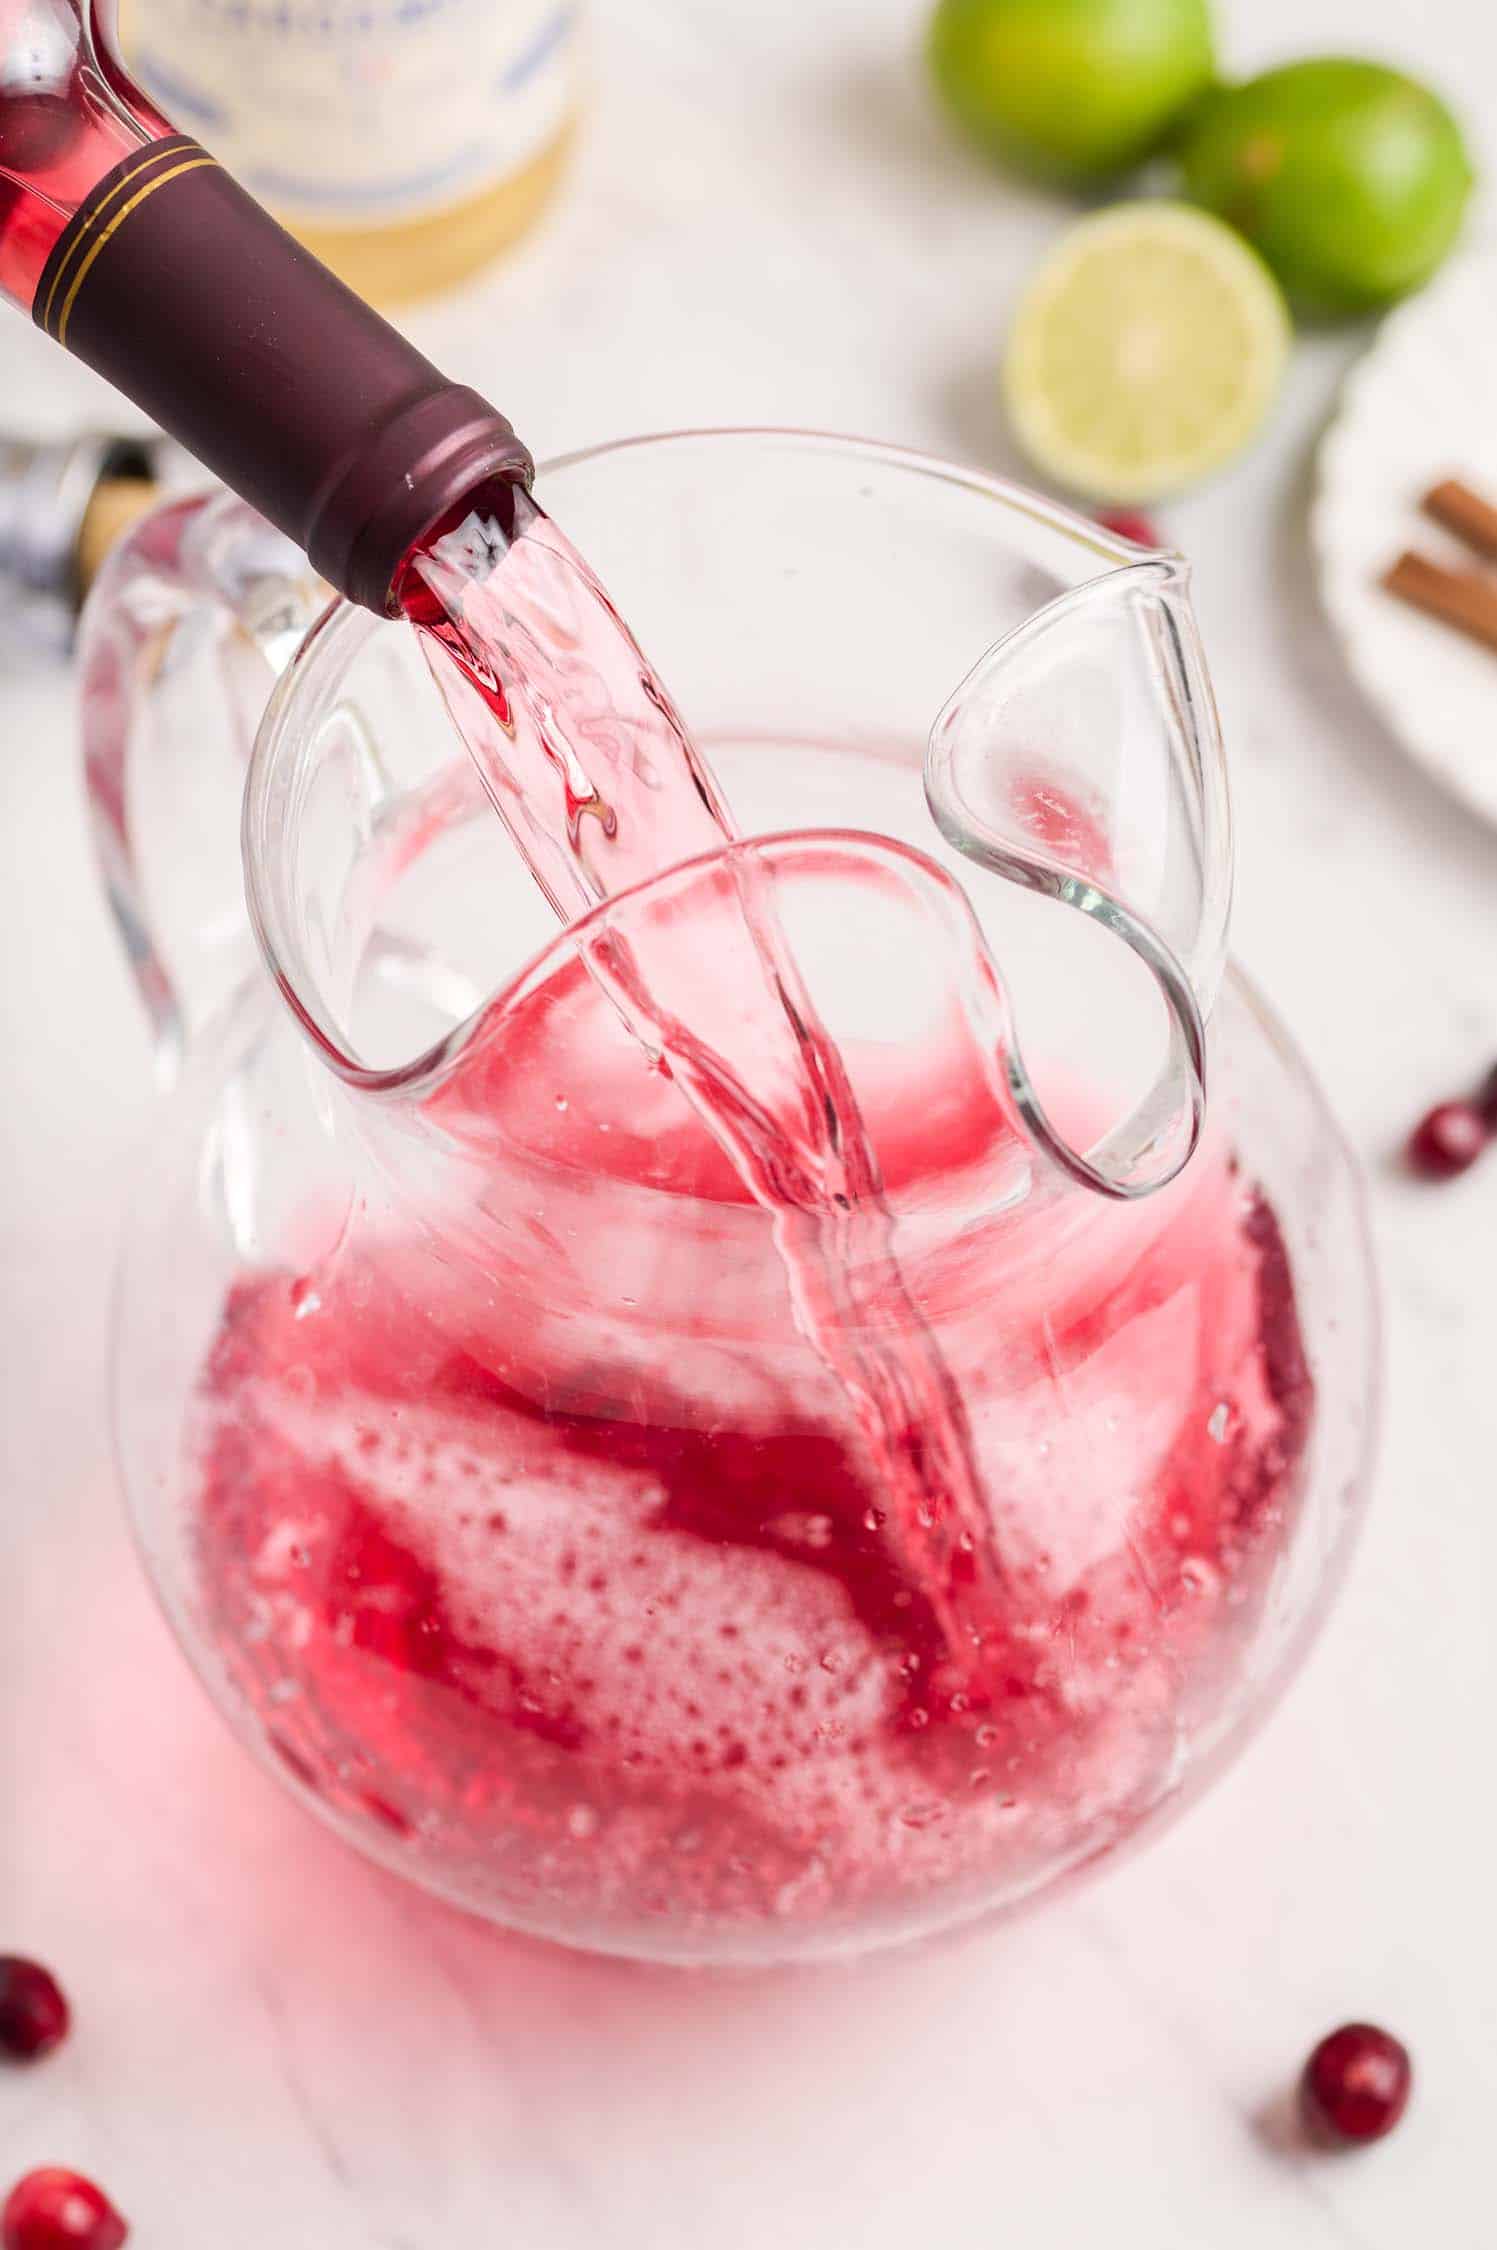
[1180,60,1474,313]
[927,0,1215,183]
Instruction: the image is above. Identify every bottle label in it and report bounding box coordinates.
[129,0,577,227]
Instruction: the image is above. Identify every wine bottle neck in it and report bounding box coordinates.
[31,131,530,611]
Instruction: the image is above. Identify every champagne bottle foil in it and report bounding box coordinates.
[0,432,159,655]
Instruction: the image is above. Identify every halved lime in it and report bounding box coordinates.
[1002,203,1290,502]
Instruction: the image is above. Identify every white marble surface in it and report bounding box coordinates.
[4,1,1497,2242]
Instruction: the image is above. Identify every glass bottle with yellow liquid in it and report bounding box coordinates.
[120,0,578,304]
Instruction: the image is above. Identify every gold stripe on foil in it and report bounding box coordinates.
[40,138,204,338]
[40,138,185,334]
[55,157,218,349]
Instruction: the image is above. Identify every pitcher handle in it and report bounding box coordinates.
[77,486,327,1080]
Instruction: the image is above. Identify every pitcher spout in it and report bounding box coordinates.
[925,551,1231,1198]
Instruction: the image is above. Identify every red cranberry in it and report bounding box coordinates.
[1406,1099,1488,1179]
[1095,507,1163,548]
[0,1959,69,2062]
[1299,2023,1412,2146]
[1,2171,127,2250]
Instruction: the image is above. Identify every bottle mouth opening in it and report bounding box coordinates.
[306,390,534,617]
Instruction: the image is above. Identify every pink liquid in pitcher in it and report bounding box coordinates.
[185,494,1314,1951]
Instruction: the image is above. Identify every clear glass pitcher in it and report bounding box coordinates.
[83,430,1379,1963]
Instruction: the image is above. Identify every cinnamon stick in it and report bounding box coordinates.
[1421,478,1497,564]
[1383,549,1497,654]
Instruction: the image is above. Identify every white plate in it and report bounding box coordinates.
[1313,248,1497,828]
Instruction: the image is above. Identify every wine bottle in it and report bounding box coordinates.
[0,0,531,613]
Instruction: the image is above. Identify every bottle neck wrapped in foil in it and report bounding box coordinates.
[0,431,161,654]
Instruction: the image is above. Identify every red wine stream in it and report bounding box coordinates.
[397,482,1013,1712]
